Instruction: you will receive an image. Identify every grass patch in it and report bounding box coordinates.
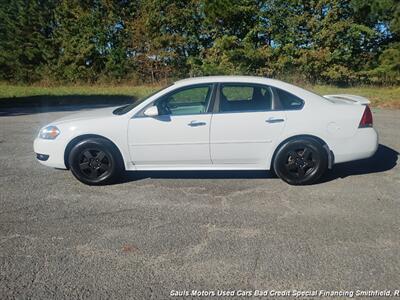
[308,85,400,109]
[1,82,399,109]
[0,83,161,99]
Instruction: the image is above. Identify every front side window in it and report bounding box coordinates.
[219,84,273,112]
[156,85,212,116]
[114,85,171,115]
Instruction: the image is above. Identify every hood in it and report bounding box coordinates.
[52,106,120,125]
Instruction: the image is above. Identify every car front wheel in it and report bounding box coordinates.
[68,138,123,185]
[273,137,328,185]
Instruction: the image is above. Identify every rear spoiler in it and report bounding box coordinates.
[323,94,370,105]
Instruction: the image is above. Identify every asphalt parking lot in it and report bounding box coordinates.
[0,106,399,299]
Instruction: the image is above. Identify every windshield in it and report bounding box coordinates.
[113,85,171,115]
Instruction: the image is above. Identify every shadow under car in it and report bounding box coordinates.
[120,144,398,184]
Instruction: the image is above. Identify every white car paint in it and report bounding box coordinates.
[33,76,378,172]
[210,110,286,165]
[128,114,212,166]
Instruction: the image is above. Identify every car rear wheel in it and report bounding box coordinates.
[273,137,328,185]
[68,138,123,185]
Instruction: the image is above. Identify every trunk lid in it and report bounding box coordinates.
[323,94,370,105]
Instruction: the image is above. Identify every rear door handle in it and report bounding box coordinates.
[266,118,285,123]
[188,120,206,127]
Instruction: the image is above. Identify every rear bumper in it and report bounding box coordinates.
[33,138,67,169]
[333,128,378,164]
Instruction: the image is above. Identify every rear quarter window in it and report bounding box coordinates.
[276,88,304,110]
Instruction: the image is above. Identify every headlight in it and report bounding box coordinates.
[39,126,60,140]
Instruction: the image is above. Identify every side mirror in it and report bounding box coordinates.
[143,106,159,117]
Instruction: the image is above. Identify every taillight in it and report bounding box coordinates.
[359,105,373,128]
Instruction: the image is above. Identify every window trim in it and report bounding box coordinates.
[213,83,305,114]
[133,83,217,118]
[133,82,305,118]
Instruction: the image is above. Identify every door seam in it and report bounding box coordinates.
[209,113,214,164]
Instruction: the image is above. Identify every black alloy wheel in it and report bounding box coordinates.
[273,137,328,185]
[285,147,316,178]
[69,138,123,185]
[78,149,112,180]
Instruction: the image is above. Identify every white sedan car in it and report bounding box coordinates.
[34,76,378,185]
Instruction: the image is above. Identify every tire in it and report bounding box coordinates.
[68,138,124,185]
[273,137,328,185]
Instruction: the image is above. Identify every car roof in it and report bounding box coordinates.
[174,76,285,87]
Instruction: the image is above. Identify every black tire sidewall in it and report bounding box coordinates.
[273,138,328,185]
[68,138,122,185]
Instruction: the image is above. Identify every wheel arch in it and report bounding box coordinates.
[64,134,125,169]
[270,134,334,170]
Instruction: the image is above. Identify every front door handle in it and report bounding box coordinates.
[188,120,206,127]
[266,117,285,123]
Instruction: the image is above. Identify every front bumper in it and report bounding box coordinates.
[36,153,49,161]
[33,137,67,169]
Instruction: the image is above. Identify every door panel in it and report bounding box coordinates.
[128,115,212,165]
[210,83,286,165]
[128,84,214,166]
[210,112,286,164]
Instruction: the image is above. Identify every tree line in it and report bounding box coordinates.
[0,0,399,85]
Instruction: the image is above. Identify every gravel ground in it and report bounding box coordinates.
[0,107,399,299]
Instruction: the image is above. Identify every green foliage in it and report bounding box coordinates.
[50,0,136,83]
[0,0,399,85]
[0,0,56,82]
[368,42,400,84]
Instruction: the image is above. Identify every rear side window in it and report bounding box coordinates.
[219,84,272,112]
[222,86,253,101]
[275,88,304,110]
